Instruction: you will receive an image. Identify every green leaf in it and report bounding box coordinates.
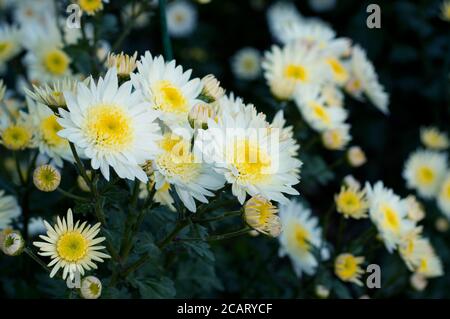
[133,277,176,299]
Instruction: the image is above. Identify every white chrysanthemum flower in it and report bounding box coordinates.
[80,276,102,299]
[420,127,449,150]
[131,52,203,132]
[266,2,303,43]
[153,132,225,212]
[294,85,348,132]
[13,0,55,26]
[195,95,302,204]
[278,18,350,56]
[334,253,365,286]
[321,125,351,150]
[308,0,336,12]
[0,24,21,73]
[402,149,447,199]
[231,47,262,81]
[0,191,20,230]
[0,111,34,151]
[365,181,415,252]
[278,200,325,277]
[166,0,197,38]
[407,238,444,278]
[263,43,330,100]
[33,209,111,280]
[335,185,369,219]
[24,97,72,167]
[58,68,161,182]
[22,22,71,84]
[398,226,426,270]
[346,45,389,114]
[437,173,450,218]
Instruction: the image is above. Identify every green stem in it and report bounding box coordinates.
[24,247,49,273]
[26,150,39,185]
[56,188,88,201]
[14,152,25,186]
[183,227,251,242]
[157,219,190,249]
[159,0,173,60]
[207,227,251,242]
[192,210,242,223]
[336,216,346,250]
[69,142,93,193]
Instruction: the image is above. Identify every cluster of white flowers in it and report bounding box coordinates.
[404,127,450,220]
[365,181,443,278]
[262,2,389,151]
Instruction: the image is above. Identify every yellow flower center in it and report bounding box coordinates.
[417,166,435,185]
[228,139,272,184]
[41,115,66,147]
[242,57,257,72]
[57,232,88,262]
[2,125,31,150]
[326,57,348,83]
[152,80,188,115]
[284,64,308,82]
[79,0,104,14]
[337,191,361,214]
[43,49,70,76]
[288,224,310,251]
[307,101,331,125]
[156,135,200,181]
[85,104,134,152]
[380,204,400,233]
[0,41,13,59]
[89,282,100,296]
[335,254,359,280]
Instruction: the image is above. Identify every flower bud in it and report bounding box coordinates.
[106,52,138,80]
[410,273,427,291]
[188,103,216,130]
[77,170,92,192]
[435,217,449,232]
[80,276,102,299]
[244,195,282,237]
[33,165,61,192]
[405,195,425,222]
[200,74,225,102]
[315,284,330,299]
[0,229,24,256]
[347,146,366,167]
